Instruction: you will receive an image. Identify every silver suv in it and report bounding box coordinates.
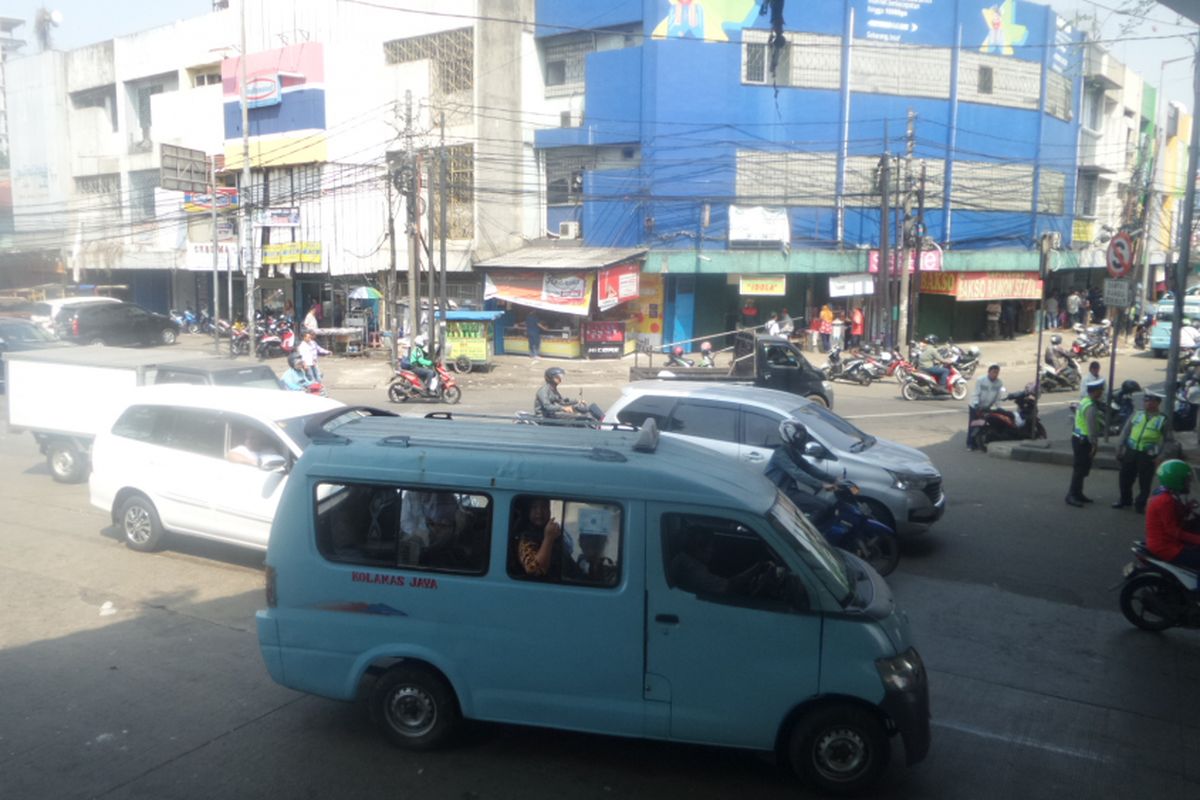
[604,381,944,534]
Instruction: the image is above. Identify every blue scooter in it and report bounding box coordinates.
[819,481,901,576]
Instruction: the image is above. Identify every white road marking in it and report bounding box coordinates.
[934,719,1112,764]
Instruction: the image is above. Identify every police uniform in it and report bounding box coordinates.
[1114,393,1167,512]
[1066,379,1104,506]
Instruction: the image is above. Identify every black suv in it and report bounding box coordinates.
[58,302,180,347]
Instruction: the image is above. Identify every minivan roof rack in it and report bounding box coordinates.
[422,410,640,432]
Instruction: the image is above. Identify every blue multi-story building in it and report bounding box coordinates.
[531,0,1084,345]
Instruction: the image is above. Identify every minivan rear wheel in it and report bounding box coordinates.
[371,664,460,750]
[118,494,164,552]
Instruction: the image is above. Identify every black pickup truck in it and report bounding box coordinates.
[628,332,834,408]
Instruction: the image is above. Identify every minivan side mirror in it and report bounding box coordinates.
[259,453,288,472]
[803,441,832,460]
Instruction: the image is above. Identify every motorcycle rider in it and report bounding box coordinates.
[1078,360,1101,398]
[535,367,583,419]
[1114,391,1167,513]
[916,335,949,390]
[1043,334,1072,382]
[1145,459,1200,570]
[281,352,314,391]
[765,420,838,523]
[967,363,1006,452]
[699,340,715,368]
[1066,378,1105,507]
[409,333,435,391]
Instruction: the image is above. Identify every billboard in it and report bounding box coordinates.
[223,43,326,169]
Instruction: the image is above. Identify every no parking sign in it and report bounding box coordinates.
[1106,232,1134,279]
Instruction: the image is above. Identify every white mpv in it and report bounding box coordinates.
[90,385,345,553]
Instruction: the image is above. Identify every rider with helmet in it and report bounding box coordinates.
[1045,334,1071,372]
[699,340,715,368]
[535,367,579,418]
[765,420,838,521]
[917,335,949,390]
[667,345,693,367]
[281,351,314,391]
[1145,459,1200,570]
[409,333,435,390]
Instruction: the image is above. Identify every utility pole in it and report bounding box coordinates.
[899,111,916,347]
[878,152,891,347]
[210,156,220,355]
[439,112,448,352]
[239,0,254,343]
[1031,231,1055,436]
[426,151,437,355]
[911,160,927,340]
[386,171,398,366]
[1163,38,1200,427]
[403,91,419,350]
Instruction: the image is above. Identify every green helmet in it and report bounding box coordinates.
[1156,459,1192,492]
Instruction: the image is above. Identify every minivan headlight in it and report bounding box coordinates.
[887,470,929,491]
[876,647,924,692]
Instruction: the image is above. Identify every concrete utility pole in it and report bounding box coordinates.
[911,160,927,340]
[879,153,891,347]
[386,171,398,366]
[899,111,916,347]
[210,156,220,355]
[239,0,254,343]
[404,90,419,351]
[439,112,448,352]
[1031,231,1055,436]
[1163,39,1200,427]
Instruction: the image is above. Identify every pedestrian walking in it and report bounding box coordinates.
[967,363,1006,451]
[1079,361,1102,398]
[850,306,864,347]
[1066,378,1105,507]
[1000,300,1016,340]
[1066,291,1081,326]
[818,304,833,351]
[985,301,1001,340]
[1113,391,1168,513]
[831,311,847,351]
[1045,293,1058,331]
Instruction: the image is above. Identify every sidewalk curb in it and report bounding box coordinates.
[986,440,1121,470]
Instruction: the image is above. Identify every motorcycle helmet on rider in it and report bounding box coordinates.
[287,351,304,370]
[700,341,712,353]
[1050,334,1062,345]
[414,333,428,349]
[779,419,810,454]
[924,335,939,346]
[1120,379,1141,396]
[672,345,685,357]
[1157,459,1192,493]
[544,366,565,384]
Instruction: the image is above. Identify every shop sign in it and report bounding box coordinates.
[581,321,626,359]
[828,273,875,298]
[739,274,787,296]
[183,188,238,213]
[597,262,640,311]
[261,241,322,265]
[919,272,958,295]
[867,249,942,274]
[185,242,237,270]
[955,272,1043,301]
[255,207,301,227]
[728,205,790,244]
[483,270,595,316]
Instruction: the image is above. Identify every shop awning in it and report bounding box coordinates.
[478,245,645,315]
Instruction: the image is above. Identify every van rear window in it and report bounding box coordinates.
[314,482,491,575]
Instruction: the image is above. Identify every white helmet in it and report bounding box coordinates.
[414,334,428,348]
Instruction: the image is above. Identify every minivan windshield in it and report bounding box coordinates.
[791,403,876,453]
[768,492,853,607]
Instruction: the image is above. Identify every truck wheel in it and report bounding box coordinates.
[804,394,829,408]
[788,703,890,795]
[118,494,164,552]
[47,442,88,484]
[371,664,461,750]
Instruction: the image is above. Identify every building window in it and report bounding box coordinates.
[546,60,567,86]
[129,170,159,222]
[978,66,994,94]
[193,72,221,87]
[541,33,595,97]
[1046,71,1073,121]
[744,42,768,83]
[1083,86,1105,132]
[428,144,474,240]
[70,85,118,133]
[546,151,595,205]
[75,173,120,195]
[1076,173,1098,218]
[384,28,474,96]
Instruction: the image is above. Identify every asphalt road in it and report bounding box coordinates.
[2,342,1199,799]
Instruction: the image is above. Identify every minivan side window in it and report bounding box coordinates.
[615,394,676,428]
[668,400,738,443]
[161,409,226,458]
[661,512,798,608]
[507,495,621,588]
[314,482,491,574]
[111,405,165,442]
[743,408,784,448]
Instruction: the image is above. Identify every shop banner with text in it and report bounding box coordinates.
[739,274,787,296]
[597,262,641,311]
[484,270,595,316]
[262,241,322,265]
[867,249,943,274]
[829,273,875,297]
[918,271,1043,301]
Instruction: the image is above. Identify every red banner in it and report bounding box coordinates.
[867,250,942,274]
[483,270,594,316]
[597,262,640,311]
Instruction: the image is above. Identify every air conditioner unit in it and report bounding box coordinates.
[559,220,580,239]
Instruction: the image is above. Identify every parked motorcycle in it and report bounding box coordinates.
[387,360,462,404]
[1071,379,1141,436]
[972,384,1047,451]
[941,343,981,380]
[1118,541,1200,631]
[823,348,873,386]
[255,318,296,359]
[900,364,967,400]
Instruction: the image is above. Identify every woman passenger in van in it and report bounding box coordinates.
[514,497,565,577]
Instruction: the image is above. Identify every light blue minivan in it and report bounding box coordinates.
[1149,293,1200,357]
[256,414,930,794]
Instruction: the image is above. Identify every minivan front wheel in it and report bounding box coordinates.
[371,664,460,750]
[118,494,164,552]
[789,704,890,795]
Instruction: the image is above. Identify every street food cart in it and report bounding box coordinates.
[440,309,503,373]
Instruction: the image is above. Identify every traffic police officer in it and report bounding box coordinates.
[1066,378,1105,507]
[1113,391,1167,513]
